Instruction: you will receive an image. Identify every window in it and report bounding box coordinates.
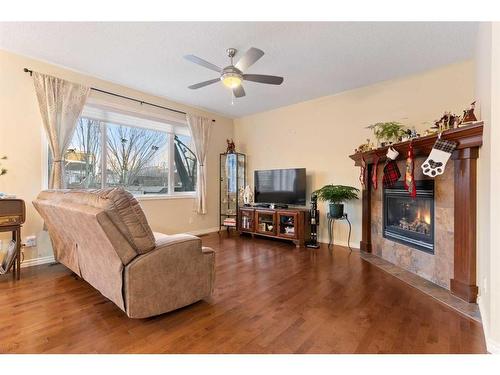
[54,105,197,197]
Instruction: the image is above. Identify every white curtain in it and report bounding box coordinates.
[33,72,90,189]
[186,114,213,214]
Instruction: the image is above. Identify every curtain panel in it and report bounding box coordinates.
[32,72,90,189]
[186,114,213,214]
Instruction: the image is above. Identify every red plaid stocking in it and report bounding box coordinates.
[382,147,401,188]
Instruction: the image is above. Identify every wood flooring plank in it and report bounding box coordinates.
[0,233,487,354]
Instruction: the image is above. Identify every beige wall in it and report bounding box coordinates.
[476,22,500,354]
[0,49,234,262]
[234,61,475,246]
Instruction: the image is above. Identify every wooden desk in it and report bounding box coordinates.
[0,199,26,280]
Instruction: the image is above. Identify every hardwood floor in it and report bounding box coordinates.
[0,233,486,354]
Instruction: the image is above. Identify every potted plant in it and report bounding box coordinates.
[366,122,407,146]
[314,184,359,218]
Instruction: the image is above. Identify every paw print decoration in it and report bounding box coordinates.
[421,138,457,178]
[422,159,444,176]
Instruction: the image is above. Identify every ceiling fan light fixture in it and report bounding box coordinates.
[221,72,242,88]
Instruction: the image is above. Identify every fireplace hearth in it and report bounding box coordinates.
[383,181,434,253]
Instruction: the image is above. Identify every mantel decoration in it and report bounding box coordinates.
[421,136,457,177]
[404,142,416,197]
[314,184,359,219]
[382,147,401,188]
[352,100,482,197]
[366,122,408,147]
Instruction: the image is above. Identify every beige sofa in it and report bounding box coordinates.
[33,188,215,318]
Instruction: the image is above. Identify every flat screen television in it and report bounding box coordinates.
[254,168,306,205]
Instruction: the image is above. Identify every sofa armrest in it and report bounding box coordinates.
[123,233,215,318]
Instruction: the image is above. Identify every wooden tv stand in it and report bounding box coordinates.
[238,207,311,247]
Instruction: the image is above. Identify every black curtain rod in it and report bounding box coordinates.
[23,68,215,122]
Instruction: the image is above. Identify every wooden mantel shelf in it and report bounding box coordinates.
[353,121,484,304]
[349,122,483,166]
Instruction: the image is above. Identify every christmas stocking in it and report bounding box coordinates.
[382,147,401,188]
[372,155,380,190]
[359,156,366,189]
[405,143,416,197]
[421,138,457,177]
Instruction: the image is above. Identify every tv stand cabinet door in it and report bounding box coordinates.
[255,210,277,236]
[277,211,299,239]
[239,208,255,232]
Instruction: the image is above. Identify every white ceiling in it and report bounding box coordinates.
[0,22,478,118]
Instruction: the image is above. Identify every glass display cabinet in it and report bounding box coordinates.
[219,152,246,232]
[255,210,276,236]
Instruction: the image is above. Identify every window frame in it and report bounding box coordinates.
[42,102,197,201]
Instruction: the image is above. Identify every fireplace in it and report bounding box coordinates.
[383,181,434,254]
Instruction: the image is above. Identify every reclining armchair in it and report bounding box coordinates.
[33,188,215,318]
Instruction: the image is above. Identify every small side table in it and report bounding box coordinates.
[0,199,26,280]
[327,213,352,252]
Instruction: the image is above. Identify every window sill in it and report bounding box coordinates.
[135,193,196,201]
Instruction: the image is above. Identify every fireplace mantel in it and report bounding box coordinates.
[349,122,483,303]
[349,122,483,166]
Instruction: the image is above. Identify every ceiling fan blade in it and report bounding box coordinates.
[188,78,220,89]
[233,85,246,98]
[243,74,284,85]
[184,55,222,73]
[235,47,264,71]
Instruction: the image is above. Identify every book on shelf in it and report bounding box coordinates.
[223,217,237,227]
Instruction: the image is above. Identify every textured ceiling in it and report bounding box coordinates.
[0,22,478,118]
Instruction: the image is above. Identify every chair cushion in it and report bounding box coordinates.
[37,188,156,254]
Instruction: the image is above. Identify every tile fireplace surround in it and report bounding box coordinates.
[350,123,483,303]
[372,158,452,289]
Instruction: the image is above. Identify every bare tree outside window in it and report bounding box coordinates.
[57,113,197,196]
[64,118,101,189]
[106,123,168,194]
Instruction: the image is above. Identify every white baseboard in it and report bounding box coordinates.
[186,227,221,236]
[318,236,360,250]
[486,338,500,354]
[21,255,55,268]
[478,298,500,354]
[15,231,354,269]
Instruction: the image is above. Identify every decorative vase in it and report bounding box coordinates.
[329,203,344,219]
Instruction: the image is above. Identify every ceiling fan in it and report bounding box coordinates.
[184,47,284,98]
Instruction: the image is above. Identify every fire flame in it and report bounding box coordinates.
[416,208,431,225]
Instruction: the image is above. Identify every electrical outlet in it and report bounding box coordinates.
[24,235,37,248]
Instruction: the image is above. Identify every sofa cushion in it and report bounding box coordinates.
[37,188,156,254]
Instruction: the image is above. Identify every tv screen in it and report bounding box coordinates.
[254,168,306,205]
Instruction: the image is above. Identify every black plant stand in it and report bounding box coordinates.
[327,213,352,252]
